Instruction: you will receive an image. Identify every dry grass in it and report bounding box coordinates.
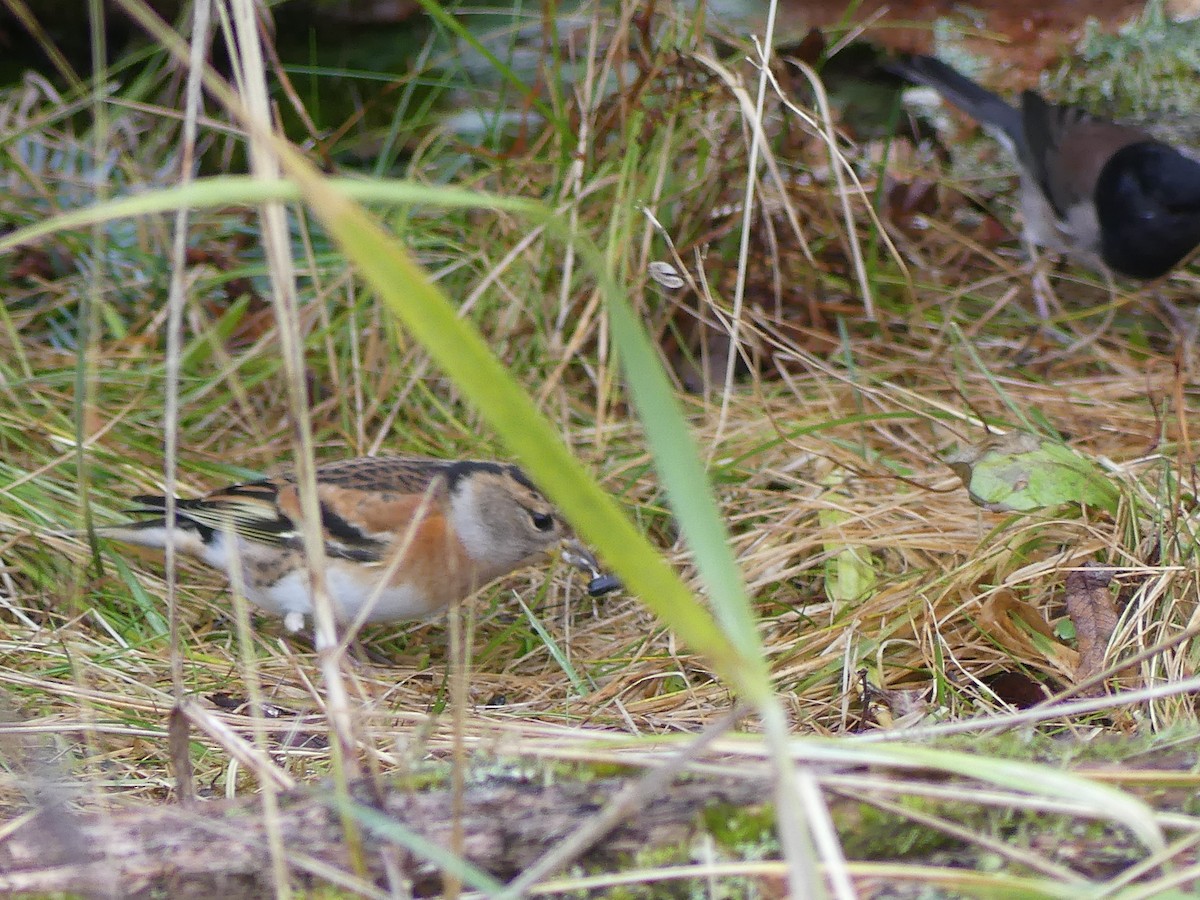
[2,0,1200,895]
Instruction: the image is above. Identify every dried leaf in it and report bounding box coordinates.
[856,670,934,730]
[977,590,1078,679]
[1064,563,1119,694]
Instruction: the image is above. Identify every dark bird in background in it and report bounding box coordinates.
[889,54,1200,281]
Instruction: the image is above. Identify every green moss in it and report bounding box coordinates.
[837,800,959,860]
[1057,0,1200,120]
[702,802,777,854]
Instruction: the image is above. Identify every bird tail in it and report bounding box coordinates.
[97,495,213,556]
[888,55,1023,152]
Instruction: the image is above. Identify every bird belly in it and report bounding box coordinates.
[197,533,458,626]
[1059,203,1103,264]
[1019,178,1072,253]
[325,564,447,622]
[1019,177,1105,268]
[252,569,313,624]
[245,569,437,625]
[217,563,445,627]
[198,534,313,622]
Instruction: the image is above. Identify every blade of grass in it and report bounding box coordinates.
[790,738,1164,853]
[334,798,508,895]
[513,591,592,696]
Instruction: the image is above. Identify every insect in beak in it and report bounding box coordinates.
[561,539,621,596]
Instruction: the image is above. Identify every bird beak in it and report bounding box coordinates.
[561,538,621,596]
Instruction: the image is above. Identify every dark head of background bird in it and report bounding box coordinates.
[1093,140,1200,279]
[888,54,1200,281]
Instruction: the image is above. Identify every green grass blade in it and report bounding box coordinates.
[823,741,1164,853]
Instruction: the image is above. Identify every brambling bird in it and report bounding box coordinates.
[890,54,1200,280]
[103,455,619,634]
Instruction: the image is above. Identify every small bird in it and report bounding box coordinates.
[104,456,618,634]
[889,54,1200,280]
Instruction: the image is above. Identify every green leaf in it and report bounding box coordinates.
[819,474,876,604]
[944,432,1120,514]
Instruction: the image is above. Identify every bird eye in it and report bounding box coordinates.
[530,511,555,532]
